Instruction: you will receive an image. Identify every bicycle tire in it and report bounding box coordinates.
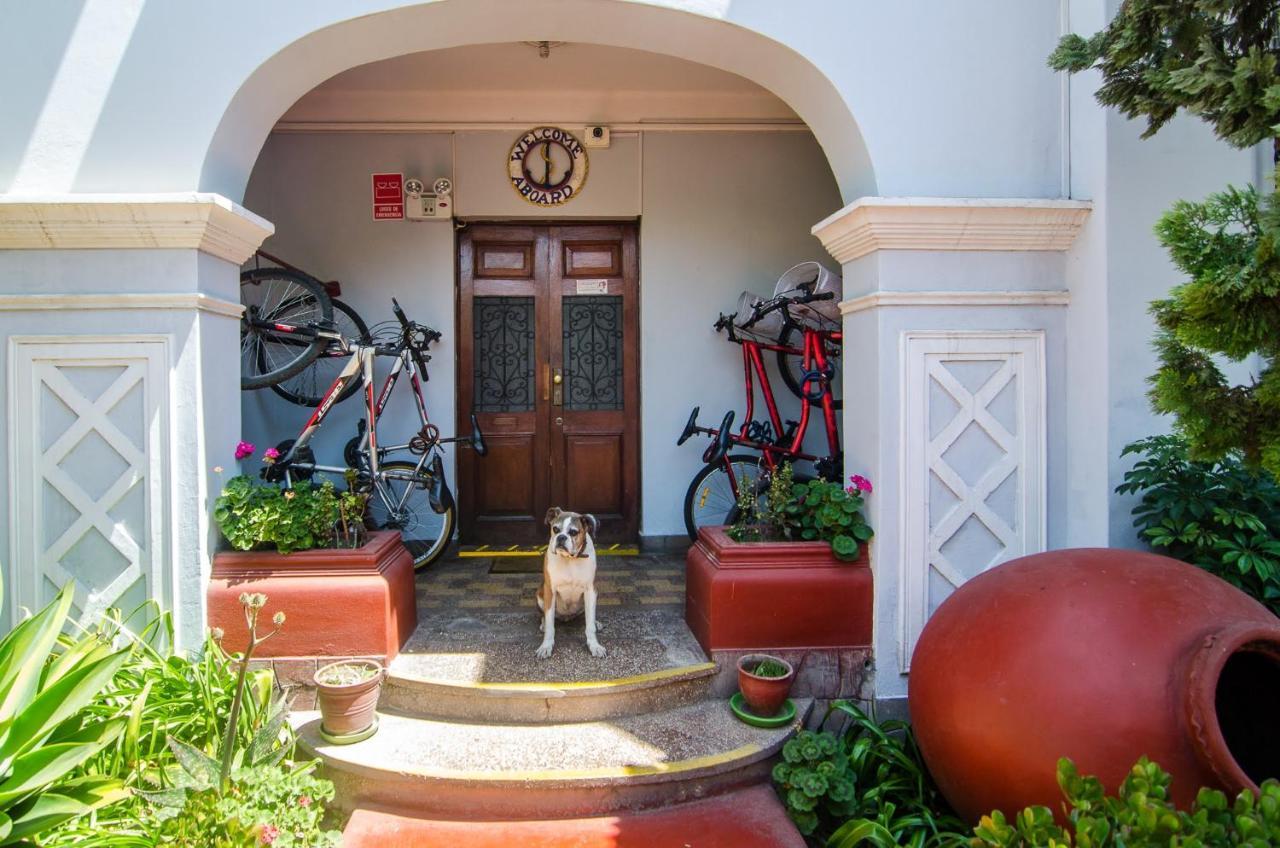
[240,267,333,390]
[683,453,767,542]
[269,298,370,407]
[775,324,843,411]
[366,459,455,570]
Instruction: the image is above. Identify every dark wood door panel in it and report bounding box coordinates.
[562,241,621,277]
[474,242,534,278]
[563,431,624,512]
[459,223,638,543]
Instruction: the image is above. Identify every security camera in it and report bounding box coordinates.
[584,125,610,148]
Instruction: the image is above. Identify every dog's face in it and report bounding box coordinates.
[546,507,598,557]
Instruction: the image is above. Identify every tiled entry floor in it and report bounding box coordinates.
[417,553,685,611]
[407,553,700,684]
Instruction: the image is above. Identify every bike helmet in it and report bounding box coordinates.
[772,261,842,328]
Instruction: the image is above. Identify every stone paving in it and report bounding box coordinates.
[416,553,686,611]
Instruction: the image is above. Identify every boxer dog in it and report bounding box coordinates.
[535,507,606,659]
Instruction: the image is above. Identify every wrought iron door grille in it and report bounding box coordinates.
[473,296,535,412]
[563,295,623,411]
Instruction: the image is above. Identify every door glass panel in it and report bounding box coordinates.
[562,295,623,411]
[473,296,535,412]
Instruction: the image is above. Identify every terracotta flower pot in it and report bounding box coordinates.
[315,659,384,739]
[686,526,872,652]
[737,654,795,717]
[909,548,1280,824]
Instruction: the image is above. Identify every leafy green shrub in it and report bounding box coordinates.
[1050,1,1280,478]
[1117,434,1280,614]
[139,593,342,845]
[214,476,342,554]
[153,788,260,847]
[971,756,1280,847]
[772,701,965,845]
[0,583,134,845]
[790,478,873,561]
[729,463,873,560]
[213,763,339,847]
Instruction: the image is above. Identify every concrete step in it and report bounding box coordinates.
[383,661,718,722]
[297,697,810,819]
[340,784,806,847]
[387,606,714,722]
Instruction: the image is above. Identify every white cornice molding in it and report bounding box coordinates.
[0,193,274,264]
[0,292,243,318]
[812,197,1092,263]
[840,290,1071,315]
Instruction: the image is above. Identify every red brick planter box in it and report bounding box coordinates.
[207,530,417,661]
[685,526,872,653]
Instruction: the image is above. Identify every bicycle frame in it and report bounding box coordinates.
[732,327,841,469]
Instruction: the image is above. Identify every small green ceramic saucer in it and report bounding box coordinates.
[319,715,379,745]
[729,692,796,728]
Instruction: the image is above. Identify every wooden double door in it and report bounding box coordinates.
[457,223,639,544]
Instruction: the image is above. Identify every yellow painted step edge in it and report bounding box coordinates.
[395,662,718,692]
[316,739,776,783]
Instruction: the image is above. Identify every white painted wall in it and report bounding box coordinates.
[0,0,1068,202]
[240,129,842,537]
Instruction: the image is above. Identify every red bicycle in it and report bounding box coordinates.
[265,298,485,568]
[678,287,842,540]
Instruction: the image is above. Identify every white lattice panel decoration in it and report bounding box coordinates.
[900,332,1045,671]
[9,337,169,623]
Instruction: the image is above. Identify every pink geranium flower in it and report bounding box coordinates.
[848,474,873,494]
[263,447,281,464]
[258,824,279,845]
[234,441,255,460]
[298,795,312,807]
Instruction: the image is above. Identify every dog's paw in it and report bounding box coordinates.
[588,641,607,658]
[535,642,554,659]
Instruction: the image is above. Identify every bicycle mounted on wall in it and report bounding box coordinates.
[677,262,843,541]
[239,254,484,569]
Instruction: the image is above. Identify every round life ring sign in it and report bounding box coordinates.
[508,127,589,207]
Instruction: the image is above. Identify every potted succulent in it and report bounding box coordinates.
[206,440,418,668]
[686,464,875,654]
[736,653,796,719]
[314,658,385,744]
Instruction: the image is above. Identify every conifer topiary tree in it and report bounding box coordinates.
[1050,1,1280,476]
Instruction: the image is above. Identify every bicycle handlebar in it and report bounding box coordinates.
[740,289,835,330]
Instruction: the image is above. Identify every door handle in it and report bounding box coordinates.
[552,368,563,406]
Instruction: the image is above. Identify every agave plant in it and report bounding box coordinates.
[0,582,131,844]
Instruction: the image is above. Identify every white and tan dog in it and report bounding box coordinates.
[535,507,606,659]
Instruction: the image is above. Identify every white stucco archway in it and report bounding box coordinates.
[199,0,876,204]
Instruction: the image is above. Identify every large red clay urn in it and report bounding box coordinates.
[908,548,1280,824]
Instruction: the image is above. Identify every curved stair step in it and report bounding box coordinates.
[382,661,718,722]
[298,697,810,819]
[340,784,806,847]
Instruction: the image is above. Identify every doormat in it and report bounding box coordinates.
[461,543,640,559]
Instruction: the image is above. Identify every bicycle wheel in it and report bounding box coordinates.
[683,453,767,542]
[240,268,333,390]
[269,298,370,407]
[367,460,455,570]
[776,324,843,411]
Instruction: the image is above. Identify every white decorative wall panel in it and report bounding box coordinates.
[900,332,1045,671]
[10,337,170,624]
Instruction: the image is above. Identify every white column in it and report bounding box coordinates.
[813,197,1089,702]
[0,194,272,646]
